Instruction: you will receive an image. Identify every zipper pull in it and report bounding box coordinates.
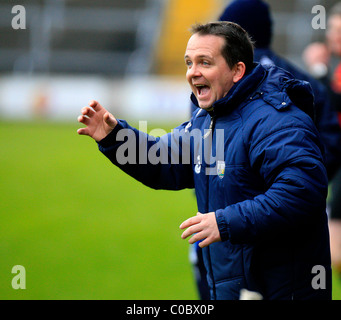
[203,115,216,139]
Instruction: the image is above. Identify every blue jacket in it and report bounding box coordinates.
[98,63,332,300]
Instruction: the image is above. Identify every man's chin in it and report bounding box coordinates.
[198,101,212,110]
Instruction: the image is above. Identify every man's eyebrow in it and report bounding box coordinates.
[184,54,212,60]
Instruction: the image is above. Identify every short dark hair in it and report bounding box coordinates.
[190,21,254,74]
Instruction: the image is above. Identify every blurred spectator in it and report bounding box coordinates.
[190,0,341,299]
[303,3,341,125]
[303,2,341,275]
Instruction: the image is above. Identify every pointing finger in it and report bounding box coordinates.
[82,106,95,117]
[181,223,202,240]
[78,115,90,126]
[104,112,118,128]
[188,232,207,245]
[89,100,104,112]
[179,215,202,230]
[77,127,89,136]
[198,237,211,248]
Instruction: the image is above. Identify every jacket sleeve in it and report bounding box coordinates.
[215,113,328,244]
[97,119,194,190]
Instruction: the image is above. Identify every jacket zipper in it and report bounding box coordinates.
[203,112,217,139]
[204,112,217,299]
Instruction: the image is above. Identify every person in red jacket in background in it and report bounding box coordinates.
[303,2,341,275]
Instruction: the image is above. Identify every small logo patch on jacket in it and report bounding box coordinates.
[217,160,225,179]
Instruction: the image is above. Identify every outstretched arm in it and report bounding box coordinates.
[77,100,195,191]
[77,100,118,142]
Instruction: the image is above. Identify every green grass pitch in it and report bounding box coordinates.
[0,121,340,300]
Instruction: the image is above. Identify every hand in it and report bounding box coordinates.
[180,212,221,248]
[77,100,117,141]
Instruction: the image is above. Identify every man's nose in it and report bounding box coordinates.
[187,64,202,78]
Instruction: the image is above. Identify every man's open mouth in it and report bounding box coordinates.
[195,84,210,97]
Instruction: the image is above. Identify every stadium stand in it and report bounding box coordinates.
[0,0,339,76]
[0,0,166,75]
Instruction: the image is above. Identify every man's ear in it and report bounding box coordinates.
[233,62,246,83]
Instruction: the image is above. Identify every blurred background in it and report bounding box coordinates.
[0,0,341,299]
[0,0,337,122]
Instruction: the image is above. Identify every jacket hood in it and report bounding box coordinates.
[259,64,315,121]
[191,63,315,121]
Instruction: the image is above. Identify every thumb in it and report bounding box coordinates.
[104,112,117,129]
[196,212,202,216]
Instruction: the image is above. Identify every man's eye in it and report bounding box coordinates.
[185,60,192,67]
[203,61,210,66]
